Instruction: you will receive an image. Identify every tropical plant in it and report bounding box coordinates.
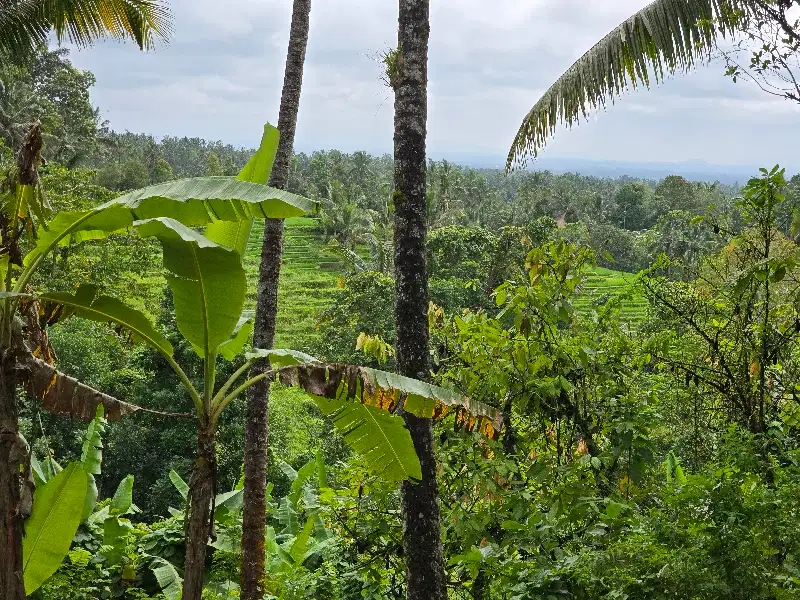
[8,126,502,600]
[642,166,800,435]
[263,451,334,594]
[22,406,112,595]
[0,123,313,599]
[0,0,172,57]
[506,0,766,168]
[0,64,44,150]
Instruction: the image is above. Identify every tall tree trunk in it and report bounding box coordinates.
[0,122,44,600]
[240,2,311,598]
[182,425,216,600]
[0,354,25,600]
[392,2,446,600]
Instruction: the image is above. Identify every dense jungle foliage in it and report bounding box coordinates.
[5,35,800,600]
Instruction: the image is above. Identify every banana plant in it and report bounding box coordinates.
[267,451,335,586]
[22,406,111,595]
[0,123,315,599]
[30,228,503,599]
[8,125,504,599]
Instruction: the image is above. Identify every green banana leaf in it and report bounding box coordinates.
[30,454,61,486]
[104,174,317,224]
[169,469,189,501]
[289,458,317,509]
[22,463,90,594]
[150,557,183,600]
[79,406,105,520]
[205,123,280,257]
[38,285,173,358]
[22,151,318,280]
[102,517,134,566]
[109,475,135,515]
[218,315,255,361]
[136,217,246,359]
[289,518,315,564]
[23,204,134,269]
[80,405,105,475]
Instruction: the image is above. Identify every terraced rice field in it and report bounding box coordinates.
[244,217,343,352]
[244,220,650,349]
[574,266,649,327]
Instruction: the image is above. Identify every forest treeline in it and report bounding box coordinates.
[4,27,800,600]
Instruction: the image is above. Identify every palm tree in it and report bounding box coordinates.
[393,1,447,599]
[0,67,43,149]
[0,0,172,56]
[241,1,311,599]
[506,0,765,169]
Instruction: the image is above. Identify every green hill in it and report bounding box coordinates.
[244,217,344,351]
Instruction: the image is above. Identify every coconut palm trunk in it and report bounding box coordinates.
[240,1,311,598]
[392,1,447,599]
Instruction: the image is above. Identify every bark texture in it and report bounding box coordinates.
[0,122,44,600]
[0,352,25,600]
[393,1,446,599]
[240,1,311,598]
[182,425,216,600]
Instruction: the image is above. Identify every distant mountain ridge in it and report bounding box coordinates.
[430,153,794,185]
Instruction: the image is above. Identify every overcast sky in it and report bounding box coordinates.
[63,0,800,167]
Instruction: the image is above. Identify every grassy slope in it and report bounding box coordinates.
[244,217,343,352]
[574,266,647,326]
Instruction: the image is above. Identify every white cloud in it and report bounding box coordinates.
[62,0,800,166]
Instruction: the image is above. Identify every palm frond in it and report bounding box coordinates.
[507,0,758,169]
[0,0,173,56]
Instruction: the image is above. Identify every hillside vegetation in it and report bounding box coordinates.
[6,38,800,600]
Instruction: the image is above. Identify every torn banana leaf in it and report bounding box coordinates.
[276,363,503,440]
[21,352,140,421]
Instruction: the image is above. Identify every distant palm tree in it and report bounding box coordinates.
[506,0,765,169]
[0,67,42,149]
[0,0,172,56]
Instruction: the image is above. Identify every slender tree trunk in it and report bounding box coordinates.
[0,353,25,600]
[392,2,447,599]
[240,2,311,598]
[182,425,216,600]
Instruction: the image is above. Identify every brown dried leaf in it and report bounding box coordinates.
[23,353,140,422]
[276,363,503,440]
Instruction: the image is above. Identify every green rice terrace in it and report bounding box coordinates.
[244,217,343,351]
[245,218,649,352]
[575,266,648,326]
